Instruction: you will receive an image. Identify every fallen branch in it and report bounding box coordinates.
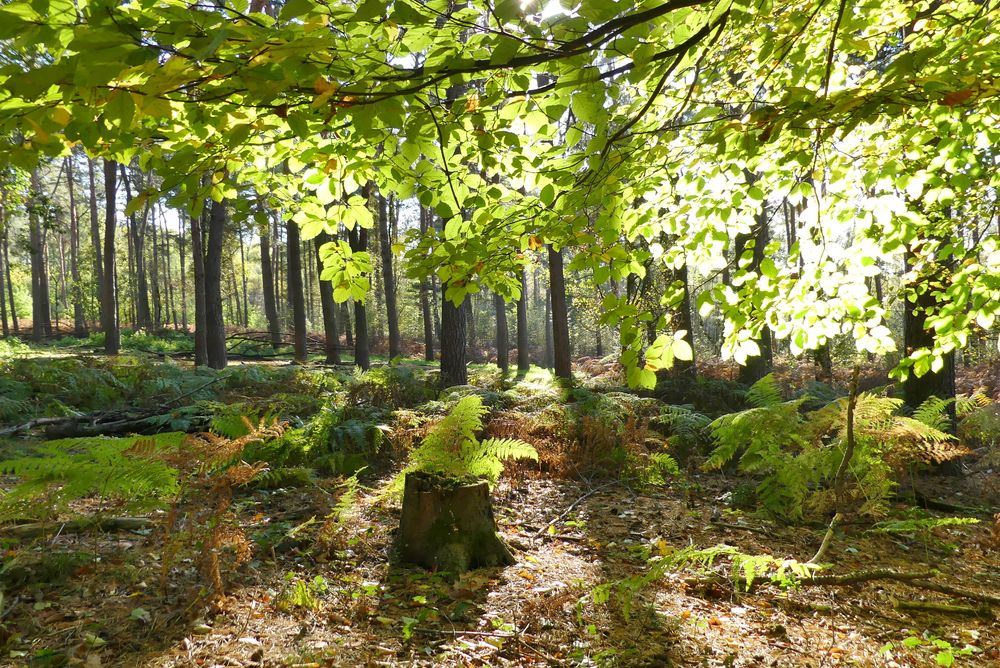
[806,569,938,586]
[892,598,993,618]
[906,579,1000,606]
[533,480,620,539]
[3,517,154,539]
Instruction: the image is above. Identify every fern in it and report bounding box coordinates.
[956,391,992,418]
[745,373,784,408]
[912,396,954,432]
[0,433,184,522]
[706,389,968,521]
[398,396,537,489]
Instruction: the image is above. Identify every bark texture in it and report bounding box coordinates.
[398,471,515,574]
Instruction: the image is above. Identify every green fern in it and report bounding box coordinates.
[745,373,784,408]
[398,396,537,489]
[911,396,955,432]
[706,389,964,521]
[0,433,184,522]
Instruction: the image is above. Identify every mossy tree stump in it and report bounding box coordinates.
[397,471,515,573]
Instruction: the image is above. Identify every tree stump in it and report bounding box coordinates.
[398,471,515,573]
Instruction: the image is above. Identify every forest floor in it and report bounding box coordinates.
[1,342,998,667]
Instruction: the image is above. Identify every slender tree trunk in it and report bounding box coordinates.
[101,160,120,354]
[342,302,353,346]
[304,237,315,327]
[315,232,341,364]
[903,243,956,429]
[494,292,509,373]
[548,246,571,379]
[239,225,249,328]
[286,218,308,363]
[179,213,188,331]
[120,165,152,330]
[150,202,162,327]
[349,224,371,370]
[734,209,772,386]
[204,198,228,369]
[419,206,434,361]
[190,206,208,366]
[673,258,696,378]
[378,193,401,358]
[543,289,553,369]
[516,266,529,371]
[2,223,17,333]
[65,157,86,335]
[260,216,281,348]
[87,157,104,323]
[0,196,8,336]
[28,168,52,340]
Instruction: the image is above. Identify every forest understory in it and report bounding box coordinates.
[1,339,998,668]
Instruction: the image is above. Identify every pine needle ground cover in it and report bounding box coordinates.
[0,356,997,667]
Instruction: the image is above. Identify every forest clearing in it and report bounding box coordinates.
[0,0,999,666]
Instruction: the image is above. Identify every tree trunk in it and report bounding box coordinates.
[903,245,956,429]
[121,165,152,330]
[239,225,250,328]
[398,471,515,573]
[287,218,308,364]
[101,160,120,354]
[203,198,227,369]
[179,212,188,332]
[260,215,281,349]
[28,168,51,341]
[2,221,17,333]
[673,258,696,378]
[0,194,8,336]
[66,156,86,336]
[378,193,401,358]
[190,207,208,366]
[516,266,529,372]
[419,206,434,361]
[349,224,370,370]
[494,292,509,373]
[734,210,772,386]
[440,291,468,387]
[548,246,571,380]
[543,289,553,369]
[342,301,353,346]
[315,231,341,364]
[87,156,104,322]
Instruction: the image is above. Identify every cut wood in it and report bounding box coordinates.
[398,471,515,573]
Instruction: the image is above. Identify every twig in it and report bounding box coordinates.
[907,580,1000,606]
[808,512,841,564]
[3,517,153,539]
[532,480,619,538]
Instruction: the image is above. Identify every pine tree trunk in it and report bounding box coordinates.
[0,196,8,336]
[121,165,152,330]
[259,216,281,349]
[548,246,571,379]
[349,224,370,370]
[440,290,468,387]
[315,231,341,364]
[66,156,86,336]
[378,193,401,358]
[3,220,18,333]
[28,168,51,341]
[734,209,772,386]
[903,245,956,428]
[179,212,188,332]
[190,206,208,366]
[494,292,509,373]
[101,160,120,354]
[516,266,529,372]
[287,219,308,364]
[398,471,515,573]
[239,226,250,328]
[204,198,228,369]
[87,157,104,323]
[419,206,434,361]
